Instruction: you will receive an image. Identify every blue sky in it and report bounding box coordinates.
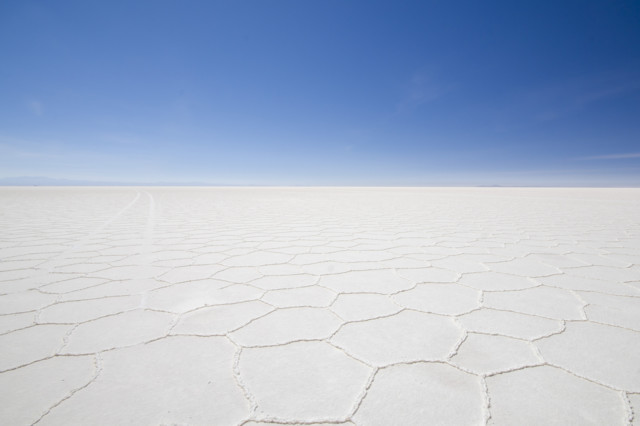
[1,0,639,186]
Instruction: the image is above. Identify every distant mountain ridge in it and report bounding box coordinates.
[1,177,637,188]
[0,176,213,186]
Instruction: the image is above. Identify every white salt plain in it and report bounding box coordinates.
[0,186,639,425]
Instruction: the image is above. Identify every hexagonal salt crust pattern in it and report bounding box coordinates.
[0,187,639,425]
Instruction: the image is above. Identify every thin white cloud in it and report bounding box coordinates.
[396,72,450,113]
[28,100,43,116]
[503,71,640,123]
[576,153,640,160]
[575,80,640,106]
[99,133,145,145]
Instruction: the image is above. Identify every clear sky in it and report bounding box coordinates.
[1,1,639,186]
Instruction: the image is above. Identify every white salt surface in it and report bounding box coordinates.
[0,186,639,425]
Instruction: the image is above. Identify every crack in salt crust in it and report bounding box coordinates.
[0,187,638,425]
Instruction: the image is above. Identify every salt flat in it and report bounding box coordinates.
[0,186,639,425]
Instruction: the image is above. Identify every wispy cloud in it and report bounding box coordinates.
[99,133,145,145]
[0,137,61,159]
[395,72,450,113]
[575,152,640,160]
[575,82,640,106]
[537,82,640,122]
[489,71,640,126]
[27,100,43,116]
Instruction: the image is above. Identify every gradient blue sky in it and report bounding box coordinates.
[1,0,639,186]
